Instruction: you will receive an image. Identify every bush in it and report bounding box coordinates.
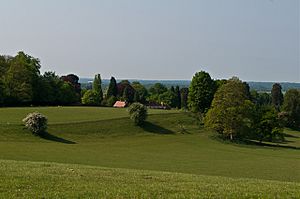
[128,103,148,126]
[22,112,48,135]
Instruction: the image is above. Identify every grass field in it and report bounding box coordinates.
[0,107,299,198]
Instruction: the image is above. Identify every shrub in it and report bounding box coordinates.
[128,102,148,126]
[22,112,48,135]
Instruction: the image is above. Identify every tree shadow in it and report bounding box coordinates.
[243,140,300,150]
[210,135,300,150]
[40,132,76,144]
[141,121,175,134]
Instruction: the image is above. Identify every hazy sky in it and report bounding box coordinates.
[0,0,299,82]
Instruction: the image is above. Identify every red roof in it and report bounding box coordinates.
[113,101,127,108]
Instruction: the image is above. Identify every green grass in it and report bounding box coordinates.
[1,160,299,199]
[0,107,299,198]
[0,106,178,124]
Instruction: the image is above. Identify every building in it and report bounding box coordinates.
[113,101,127,108]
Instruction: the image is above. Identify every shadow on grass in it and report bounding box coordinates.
[40,132,76,144]
[210,135,300,150]
[141,121,175,134]
[244,140,300,150]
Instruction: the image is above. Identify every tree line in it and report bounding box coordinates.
[81,75,188,109]
[1,52,299,142]
[188,71,300,142]
[0,52,188,108]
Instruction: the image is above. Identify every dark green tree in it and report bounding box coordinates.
[251,91,272,106]
[106,76,118,98]
[149,83,168,96]
[92,74,103,103]
[180,88,189,109]
[131,81,148,103]
[271,83,283,111]
[252,106,284,142]
[188,71,216,113]
[175,86,181,109]
[0,78,4,106]
[282,89,300,128]
[123,86,130,102]
[243,82,251,100]
[58,82,78,105]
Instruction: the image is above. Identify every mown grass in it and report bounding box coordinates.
[0,106,178,124]
[0,107,299,197]
[0,160,299,199]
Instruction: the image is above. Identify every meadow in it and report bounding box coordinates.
[0,107,299,198]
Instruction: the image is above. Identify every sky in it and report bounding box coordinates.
[0,0,299,82]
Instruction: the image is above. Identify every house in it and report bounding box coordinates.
[113,101,127,108]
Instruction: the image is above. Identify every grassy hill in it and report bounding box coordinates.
[1,160,299,198]
[0,107,299,198]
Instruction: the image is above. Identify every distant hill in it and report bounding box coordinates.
[247,82,300,92]
[79,78,300,92]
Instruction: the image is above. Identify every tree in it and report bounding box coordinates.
[251,91,271,106]
[282,89,300,128]
[106,76,118,98]
[61,74,81,103]
[42,72,65,105]
[215,79,227,90]
[0,78,4,106]
[158,90,177,107]
[22,112,48,136]
[204,78,254,140]
[58,82,78,105]
[128,103,148,125]
[5,52,41,105]
[117,81,135,103]
[271,83,283,111]
[188,71,216,113]
[180,88,189,109]
[92,74,103,103]
[252,106,284,142]
[106,96,117,107]
[81,90,101,106]
[175,86,181,109]
[131,81,148,103]
[243,82,251,100]
[149,83,168,96]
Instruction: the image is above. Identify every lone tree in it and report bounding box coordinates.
[22,112,48,136]
[204,77,254,140]
[283,89,300,128]
[128,103,148,126]
[188,71,216,113]
[271,83,283,111]
[93,74,103,103]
